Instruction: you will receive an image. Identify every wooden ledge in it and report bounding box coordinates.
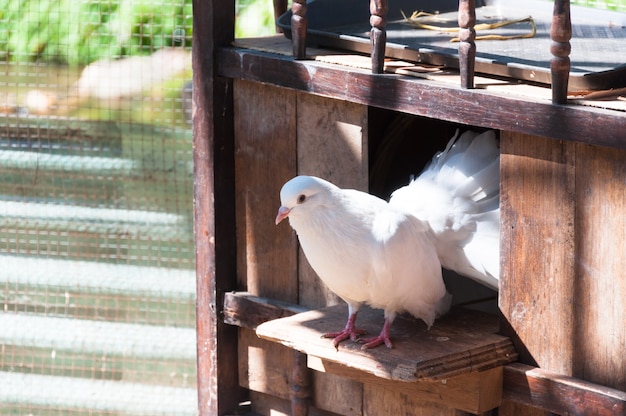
[256,304,517,382]
[255,303,518,413]
[224,292,519,413]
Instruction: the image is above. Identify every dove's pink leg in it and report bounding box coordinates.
[322,312,366,348]
[361,317,393,349]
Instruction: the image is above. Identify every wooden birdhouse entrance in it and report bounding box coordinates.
[193,1,626,415]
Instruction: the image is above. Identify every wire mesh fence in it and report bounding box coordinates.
[0,1,196,414]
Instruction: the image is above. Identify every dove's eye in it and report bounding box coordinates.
[297,194,306,204]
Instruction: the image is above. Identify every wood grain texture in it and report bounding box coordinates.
[234,79,298,302]
[573,143,626,390]
[239,328,292,401]
[192,0,241,414]
[309,357,504,414]
[503,363,626,415]
[295,92,368,309]
[500,133,626,414]
[257,304,517,382]
[363,384,457,416]
[223,291,308,329]
[217,47,626,149]
[500,132,576,374]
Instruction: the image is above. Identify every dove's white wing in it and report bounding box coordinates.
[366,210,449,327]
[390,130,500,290]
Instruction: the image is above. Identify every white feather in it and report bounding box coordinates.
[278,176,450,339]
[389,130,500,290]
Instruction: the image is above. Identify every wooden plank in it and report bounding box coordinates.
[309,357,503,414]
[223,291,308,329]
[311,371,363,416]
[256,304,517,382]
[363,384,457,416]
[573,143,626,390]
[217,46,626,150]
[234,79,298,302]
[503,363,626,416]
[295,92,369,309]
[499,132,576,374]
[232,80,299,416]
[192,0,241,414]
[238,328,292,401]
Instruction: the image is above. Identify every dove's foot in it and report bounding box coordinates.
[361,318,393,349]
[323,327,367,347]
[321,312,366,348]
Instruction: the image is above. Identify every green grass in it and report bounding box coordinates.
[569,0,626,12]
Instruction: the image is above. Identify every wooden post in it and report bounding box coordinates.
[290,351,312,416]
[370,0,388,74]
[192,0,242,414]
[274,0,288,32]
[291,0,307,59]
[550,0,571,104]
[458,0,476,89]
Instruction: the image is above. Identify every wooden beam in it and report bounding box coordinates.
[223,291,308,330]
[503,363,626,415]
[192,0,241,414]
[217,47,626,150]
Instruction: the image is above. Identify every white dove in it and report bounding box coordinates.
[389,129,500,289]
[275,175,451,349]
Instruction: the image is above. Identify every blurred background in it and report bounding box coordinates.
[0,0,623,415]
[0,0,273,414]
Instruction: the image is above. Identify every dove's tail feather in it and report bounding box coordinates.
[390,130,500,290]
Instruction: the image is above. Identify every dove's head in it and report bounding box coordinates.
[275,175,337,225]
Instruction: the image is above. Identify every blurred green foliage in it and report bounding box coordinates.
[0,0,280,66]
[0,0,193,65]
[235,0,276,38]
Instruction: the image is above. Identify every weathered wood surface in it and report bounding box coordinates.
[503,363,626,416]
[257,304,517,382]
[192,0,241,414]
[234,79,298,301]
[313,359,503,415]
[233,80,301,416]
[295,92,369,309]
[217,46,626,149]
[500,132,576,373]
[223,291,308,329]
[500,132,626,414]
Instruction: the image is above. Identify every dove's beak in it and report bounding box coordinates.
[275,206,291,225]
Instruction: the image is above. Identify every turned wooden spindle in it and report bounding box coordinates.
[550,0,572,104]
[458,0,476,89]
[370,0,388,74]
[291,0,307,59]
[274,0,288,33]
[290,351,311,416]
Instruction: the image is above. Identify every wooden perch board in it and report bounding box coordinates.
[256,304,517,382]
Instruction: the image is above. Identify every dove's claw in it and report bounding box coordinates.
[360,318,393,349]
[361,334,393,349]
[322,312,366,347]
[323,328,367,347]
